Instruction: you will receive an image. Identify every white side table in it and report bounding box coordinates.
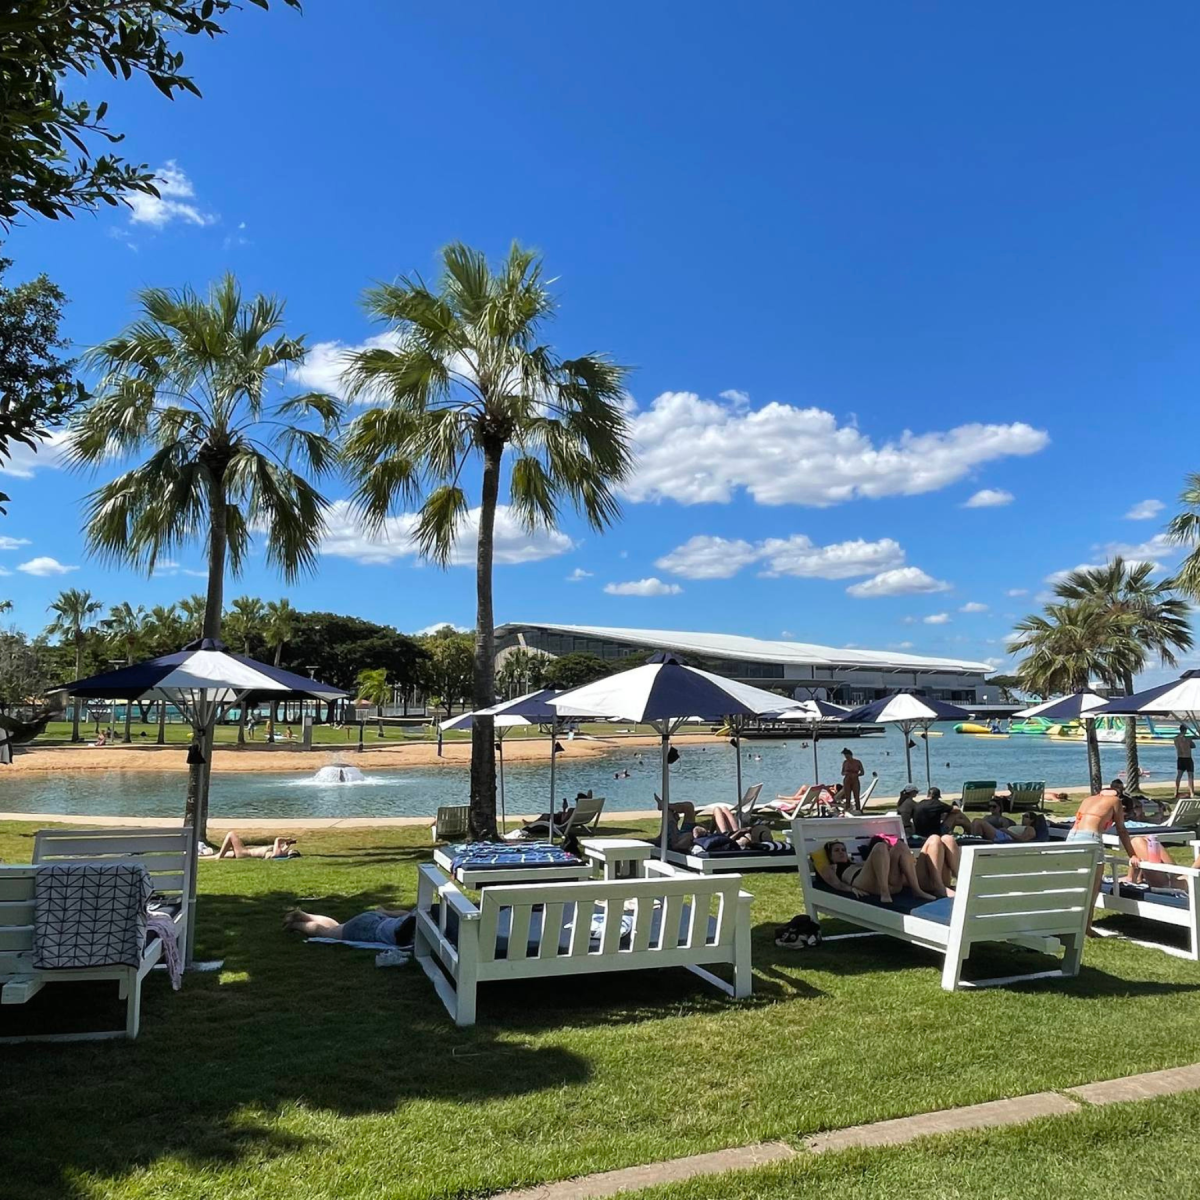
[579,838,654,881]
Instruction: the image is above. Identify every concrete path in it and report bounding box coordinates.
[492,1062,1200,1200]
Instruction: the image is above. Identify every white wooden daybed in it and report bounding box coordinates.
[414,859,752,1025]
[1094,842,1200,960]
[792,815,1098,991]
[658,841,799,875]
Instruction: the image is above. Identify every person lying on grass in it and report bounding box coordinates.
[284,906,415,944]
[816,838,939,905]
[968,811,1050,844]
[669,805,785,854]
[217,832,301,859]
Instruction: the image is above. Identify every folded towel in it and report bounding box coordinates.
[146,912,182,989]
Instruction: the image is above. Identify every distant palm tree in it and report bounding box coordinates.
[0,600,12,614]
[179,594,207,640]
[1053,558,1193,791]
[356,667,390,737]
[106,602,148,742]
[67,274,342,829]
[224,595,266,745]
[1168,473,1200,601]
[45,588,104,742]
[342,243,631,838]
[1008,602,1131,792]
[264,598,298,668]
[145,604,185,743]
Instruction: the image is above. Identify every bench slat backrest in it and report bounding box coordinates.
[0,867,37,965]
[960,781,998,810]
[473,872,742,965]
[33,828,192,906]
[1168,797,1200,829]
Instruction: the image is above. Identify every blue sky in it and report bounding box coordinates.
[1,1,1197,677]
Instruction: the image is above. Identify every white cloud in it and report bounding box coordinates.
[959,601,989,613]
[151,560,208,579]
[0,536,31,550]
[923,612,951,625]
[603,577,683,597]
[780,629,796,638]
[893,640,915,649]
[0,429,68,480]
[1005,588,1029,597]
[415,622,469,636]
[846,567,953,599]
[318,500,574,566]
[718,389,751,409]
[565,567,594,582]
[1125,499,1164,521]
[655,533,905,581]
[963,488,1014,508]
[127,162,217,228]
[0,566,10,576]
[623,391,1047,507]
[984,657,1004,669]
[1045,534,1185,585]
[18,556,77,577]
[655,536,760,580]
[899,616,917,625]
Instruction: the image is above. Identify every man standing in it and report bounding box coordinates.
[1175,724,1196,799]
[836,747,865,810]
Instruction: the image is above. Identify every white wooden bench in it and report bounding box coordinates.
[793,815,1097,991]
[33,827,193,966]
[1094,847,1200,960]
[659,842,799,875]
[414,859,753,1025]
[0,864,163,1041]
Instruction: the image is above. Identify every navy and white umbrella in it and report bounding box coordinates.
[440,689,563,830]
[1098,670,1200,727]
[1015,690,1109,722]
[67,639,347,964]
[775,698,852,788]
[841,691,972,787]
[549,654,795,858]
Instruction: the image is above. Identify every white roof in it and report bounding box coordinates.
[500,623,992,675]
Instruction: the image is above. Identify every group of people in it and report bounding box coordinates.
[661,796,786,854]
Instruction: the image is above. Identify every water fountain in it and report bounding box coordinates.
[309,762,368,784]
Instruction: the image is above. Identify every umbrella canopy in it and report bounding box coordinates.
[841,691,972,786]
[439,690,563,828]
[1097,671,1200,722]
[65,639,347,966]
[1015,690,1109,721]
[776,698,851,785]
[550,654,793,857]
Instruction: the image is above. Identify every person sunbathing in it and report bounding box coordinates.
[284,906,414,943]
[218,832,300,859]
[682,806,786,853]
[968,811,1050,844]
[816,839,937,905]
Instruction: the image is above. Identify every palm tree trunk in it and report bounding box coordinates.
[377,703,384,737]
[123,700,133,744]
[237,706,247,747]
[71,640,82,743]
[273,642,283,667]
[1122,669,1140,792]
[468,437,501,840]
[157,699,167,745]
[1085,720,1103,793]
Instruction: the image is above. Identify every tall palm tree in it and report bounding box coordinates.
[106,601,148,742]
[224,595,266,745]
[45,588,104,742]
[1168,473,1200,600]
[179,594,207,640]
[264,598,298,667]
[66,274,342,830]
[0,600,12,614]
[356,667,390,737]
[342,243,632,838]
[145,604,184,743]
[1008,602,1131,792]
[1053,558,1193,791]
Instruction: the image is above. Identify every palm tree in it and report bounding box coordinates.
[1168,473,1200,599]
[106,602,148,742]
[264,598,298,667]
[0,600,11,614]
[1053,558,1193,791]
[496,646,549,699]
[342,243,632,838]
[1008,602,1132,792]
[45,588,104,742]
[179,594,207,640]
[145,604,184,743]
[224,595,266,745]
[66,274,342,830]
[356,667,390,737]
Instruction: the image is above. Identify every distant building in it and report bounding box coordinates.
[496,622,999,707]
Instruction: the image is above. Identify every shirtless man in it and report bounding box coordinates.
[1174,725,1196,799]
[835,748,865,810]
[1068,785,1139,935]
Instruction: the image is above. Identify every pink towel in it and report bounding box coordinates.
[146,913,182,990]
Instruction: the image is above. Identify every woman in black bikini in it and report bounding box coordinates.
[816,839,937,904]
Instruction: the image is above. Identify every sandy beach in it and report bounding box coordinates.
[4,731,723,775]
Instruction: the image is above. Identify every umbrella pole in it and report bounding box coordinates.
[924,723,932,789]
[498,734,506,833]
[903,721,913,784]
[548,720,558,844]
[812,722,820,785]
[733,719,744,822]
[660,723,672,862]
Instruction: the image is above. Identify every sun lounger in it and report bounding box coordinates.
[431,805,471,842]
[792,815,1097,990]
[514,796,606,840]
[959,781,999,811]
[1,861,168,1041]
[658,837,798,875]
[1007,782,1045,812]
[696,783,764,821]
[1045,818,1196,846]
[1165,798,1200,830]
[1095,857,1200,959]
[32,827,193,966]
[414,859,753,1025]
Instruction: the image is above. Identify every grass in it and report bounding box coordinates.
[2,818,1199,1200]
[621,1091,1200,1199]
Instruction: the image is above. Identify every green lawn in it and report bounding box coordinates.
[1,818,1198,1200]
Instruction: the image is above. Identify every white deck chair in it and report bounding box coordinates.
[431,805,471,843]
[696,784,764,821]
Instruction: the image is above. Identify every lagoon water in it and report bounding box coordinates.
[2,726,1185,818]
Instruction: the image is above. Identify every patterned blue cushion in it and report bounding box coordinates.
[447,841,585,872]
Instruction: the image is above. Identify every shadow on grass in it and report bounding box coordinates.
[0,886,594,1200]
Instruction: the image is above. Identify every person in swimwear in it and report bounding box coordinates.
[815,839,938,905]
[969,811,1050,844]
[218,832,300,859]
[1069,784,1139,935]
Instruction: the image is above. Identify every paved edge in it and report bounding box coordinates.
[496,1142,796,1200]
[491,1062,1200,1200]
[1067,1063,1200,1106]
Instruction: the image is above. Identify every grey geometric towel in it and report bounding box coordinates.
[33,863,153,970]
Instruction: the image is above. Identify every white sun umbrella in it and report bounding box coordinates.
[1015,690,1111,789]
[841,691,972,787]
[549,654,795,859]
[440,689,562,832]
[776,698,852,786]
[67,639,347,967]
[1097,671,1200,727]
